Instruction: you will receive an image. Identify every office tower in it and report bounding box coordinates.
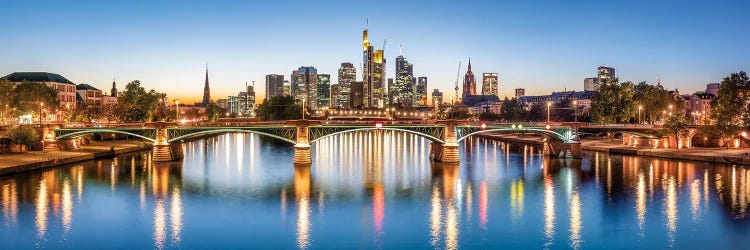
[481,73,498,96]
[351,81,364,108]
[515,88,525,98]
[337,62,356,109]
[584,77,599,91]
[417,77,428,106]
[393,54,414,107]
[362,22,385,108]
[597,66,616,84]
[202,65,211,106]
[291,66,318,111]
[432,89,443,108]
[265,74,285,100]
[331,84,339,109]
[387,78,394,105]
[317,74,331,110]
[462,58,476,99]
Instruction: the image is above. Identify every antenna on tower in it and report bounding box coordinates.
[366,18,368,29]
[455,61,462,105]
[657,75,662,87]
[399,43,402,56]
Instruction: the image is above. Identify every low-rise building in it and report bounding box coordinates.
[2,72,78,121]
[76,84,102,109]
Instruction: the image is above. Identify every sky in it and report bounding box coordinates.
[1,0,748,104]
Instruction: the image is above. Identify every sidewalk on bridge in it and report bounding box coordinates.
[0,140,150,176]
[478,132,750,165]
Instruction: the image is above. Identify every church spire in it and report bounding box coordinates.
[111,78,117,97]
[468,57,472,71]
[202,63,211,107]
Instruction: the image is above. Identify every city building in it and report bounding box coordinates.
[317,74,331,110]
[706,83,720,96]
[101,95,117,107]
[228,95,239,115]
[462,59,477,99]
[362,23,385,108]
[110,79,118,97]
[583,77,599,91]
[337,62,356,109]
[518,90,595,111]
[462,95,501,115]
[432,89,443,108]
[246,83,256,115]
[216,99,228,110]
[685,92,714,124]
[417,77,428,106]
[201,65,211,106]
[2,72,78,121]
[392,54,414,108]
[597,66,616,84]
[481,73,498,96]
[330,84,339,109]
[351,81,364,108]
[291,66,318,111]
[515,88,525,98]
[75,84,102,109]
[386,78,394,105]
[265,74,285,100]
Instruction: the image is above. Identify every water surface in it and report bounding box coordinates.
[1,131,749,249]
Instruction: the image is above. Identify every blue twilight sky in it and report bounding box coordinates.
[1,0,748,103]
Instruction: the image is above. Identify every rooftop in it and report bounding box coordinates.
[76,83,101,91]
[1,72,75,84]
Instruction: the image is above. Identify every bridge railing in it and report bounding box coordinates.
[62,122,146,128]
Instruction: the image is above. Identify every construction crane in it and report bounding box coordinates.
[454,61,461,106]
[382,39,387,52]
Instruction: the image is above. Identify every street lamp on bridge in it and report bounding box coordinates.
[546,102,552,124]
[638,105,642,124]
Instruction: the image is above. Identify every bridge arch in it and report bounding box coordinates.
[55,129,157,143]
[456,127,572,143]
[167,128,297,144]
[310,127,445,144]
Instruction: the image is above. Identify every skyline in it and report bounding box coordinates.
[2,1,749,103]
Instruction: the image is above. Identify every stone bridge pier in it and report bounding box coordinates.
[430,121,460,164]
[291,120,319,166]
[152,122,183,162]
[544,140,582,158]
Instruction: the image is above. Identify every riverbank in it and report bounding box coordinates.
[477,133,750,165]
[0,140,151,176]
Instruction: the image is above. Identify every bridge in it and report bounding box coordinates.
[50,120,583,165]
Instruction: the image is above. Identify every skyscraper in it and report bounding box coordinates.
[265,74,285,100]
[351,81,364,108]
[337,62,356,109]
[362,22,385,108]
[291,66,318,111]
[317,74,331,110]
[432,89,443,108]
[393,54,414,107]
[583,77,599,91]
[597,66,616,84]
[481,73,498,96]
[417,77,428,106]
[462,58,476,99]
[201,65,211,106]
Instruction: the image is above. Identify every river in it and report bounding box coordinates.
[0,131,749,249]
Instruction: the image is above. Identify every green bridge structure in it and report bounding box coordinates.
[52,120,584,165]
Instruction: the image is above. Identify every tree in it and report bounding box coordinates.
[500,97,528,122]
[479,111,499,121]
[446,104,470,120]
[528,102,546,122]
[205,102,225,122]
[589,79,636,123]
[710,71,749,148]
[12,81,59,115]
[118,80,160,122]
[661,114,689,150]
[552,99,575,122]
[634,81,674,124]
[257,95,302,121]
[8,125,39,149]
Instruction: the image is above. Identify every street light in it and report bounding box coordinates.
[175,99,180,121]
[638,105,642,124]
[546,102,552,124]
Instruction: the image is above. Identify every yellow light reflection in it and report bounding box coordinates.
[62,178,73,233]
[510,179,524,219]
[636,172,647,234]
[543,175,555,248]
[663,175,677,247]
[2,181,18,225]
[170,186,183,245]
[690,179,701,222]
[569,190,581,249]
[35,179,48,239]
[295,167,311,250]
[153,199,166,250]
[429,185,441,247]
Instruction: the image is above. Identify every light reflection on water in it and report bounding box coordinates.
[0,132,749,249]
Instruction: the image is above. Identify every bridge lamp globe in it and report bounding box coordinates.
[545,124,551,130]
[481,123,486,129]
[518,124,523,129]
[375,122,383,129]
[742,131,748,138]
[511,124,517,129]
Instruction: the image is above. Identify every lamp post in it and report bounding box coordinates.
[573,100,578,134]
[39,102,44,151]
[638,105,642,124]
[175,99,180,121]
[546,101,552,124]
[302,97,306,120]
